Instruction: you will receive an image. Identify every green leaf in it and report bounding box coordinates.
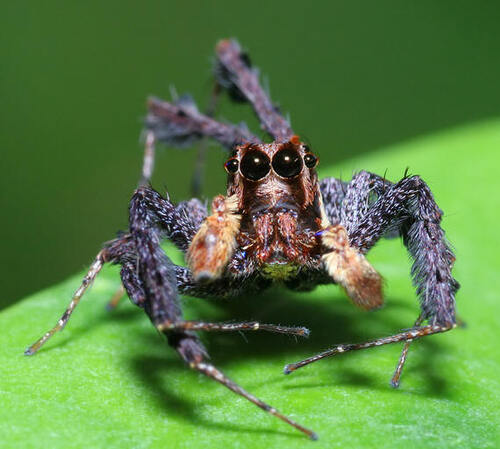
[2,121,499,449]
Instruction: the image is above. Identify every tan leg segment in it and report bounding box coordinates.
[390,314,424,388]
[284,324,456,375]
[25,250,106,355]
[157,320,309,337]
[193,361,318,440]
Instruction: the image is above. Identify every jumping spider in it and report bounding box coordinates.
[26,39,459,440]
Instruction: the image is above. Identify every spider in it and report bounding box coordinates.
[26,39,459,440]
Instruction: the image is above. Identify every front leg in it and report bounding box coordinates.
[286,173,459,386]
[215,39,294,141]
[349,174,459,326]
[147,95,260,149]
[128,187,317,439]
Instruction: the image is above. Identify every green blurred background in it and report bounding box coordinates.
[1,1,499,309]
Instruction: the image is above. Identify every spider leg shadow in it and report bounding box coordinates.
[207,287,452,398]
[126,285,453,429]
[130,354,304,439]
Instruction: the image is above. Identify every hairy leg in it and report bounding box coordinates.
[128,186,316,439]
[319,176,348,226]
[215,39,294,141]
[286,173,459,385]
[349,173,459,325]
[146,94,260,150]
[318,176,384,309]
[24,250,107,355]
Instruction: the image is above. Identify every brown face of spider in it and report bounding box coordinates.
[224,139,320,212]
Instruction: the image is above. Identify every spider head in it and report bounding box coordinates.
[224,136,320,212]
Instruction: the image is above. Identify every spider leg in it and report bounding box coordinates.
[284,322,454,375]
[128,186,317,439]
[193,362,318,440]
[157,320,309,337]
[348,173,459,326]
[319,176,349,226]
[106,285,126,311]
[215,39,294,141]
[146,94,260,150]
[106,236,310,338]
[191,82,222,197]
[25,250,107,355]
[104,128,156,311]
[139,130,156,186]
[286,172,459,385]
[390,313,424,388]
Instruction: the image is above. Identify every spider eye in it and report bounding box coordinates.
[304,153,318,168]
[224,158,239,174]
[240,149,271,181]
[272,148,303,178]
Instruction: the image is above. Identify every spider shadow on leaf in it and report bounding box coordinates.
[208,286,451,398]
[127,283,453,436]
[130,354,304,439]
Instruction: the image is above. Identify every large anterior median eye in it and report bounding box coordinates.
[240,149,271,181]
[272,148,303,178]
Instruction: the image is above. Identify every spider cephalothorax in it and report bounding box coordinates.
[26,39,459,440]
[189,139,325,280]
[188,137,383,309]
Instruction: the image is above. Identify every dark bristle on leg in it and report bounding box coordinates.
[127,186,318,439]
[146,95,261,150]
[215,39,294,141]
[301,172,460,384]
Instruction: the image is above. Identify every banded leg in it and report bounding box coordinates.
[146,94,260,150]
[215,39,294,141]
[390,314,424,388]
[157,320,309,337]
[286,173,459,383]
[25,250,106,355]
[108,253,309,338]
[194,362,318,440]
[284,323,455,375]
[128,187,317,439]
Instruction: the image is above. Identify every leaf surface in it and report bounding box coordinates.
[2,121,499,448]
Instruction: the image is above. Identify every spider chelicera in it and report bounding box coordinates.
[26,39,459,440]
